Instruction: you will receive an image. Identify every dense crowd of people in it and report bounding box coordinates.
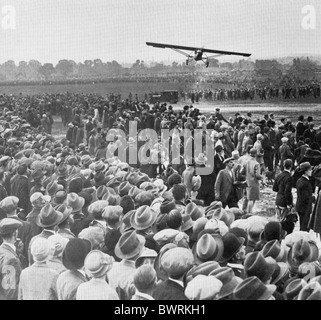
[0,91,321,300]
[180,83,321,103]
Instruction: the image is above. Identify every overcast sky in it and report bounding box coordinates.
[1,0,321,65]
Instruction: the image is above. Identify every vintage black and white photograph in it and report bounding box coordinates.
[0,0,320,303]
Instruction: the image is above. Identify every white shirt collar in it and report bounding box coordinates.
[169,278,184,288]
[77,269,87,279]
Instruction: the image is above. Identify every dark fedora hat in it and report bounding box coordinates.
[55,203,73,225]
[118,181,133,197]
[233,276,276,300]
[119,209,136,234]
[114,230,146,260]
[62,238,92,270]
[244,251,276,283]
[52,189,68,206]
[185,261,220,284]
[262,239,287,262]
[36,203,64,228]
[94,171,108,187]
[220,232,245,263]
[209,266,243,300]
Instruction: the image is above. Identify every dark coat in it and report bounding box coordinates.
[309,190,321,233]
[26,207,42,238]
[196,165,216,206]
[70,212,92,237]
[0,243,22,300]
[10,175,31,213]
[295,176,313,215]
[273,171,293,207]
[152,279,188,300]
[10,216,32,268]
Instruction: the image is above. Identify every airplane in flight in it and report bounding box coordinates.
[146,42,251,68]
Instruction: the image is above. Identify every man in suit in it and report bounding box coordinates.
[215,157,238,208]
[273,159,294,221]
[0,196,32,269]
[152,247,194,300]
[10,163,31,214]
[0,218,23,300]
[295,162,314,231]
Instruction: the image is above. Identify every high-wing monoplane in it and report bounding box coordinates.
[146,42,251,68]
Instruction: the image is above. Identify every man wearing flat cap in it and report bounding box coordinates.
[0,218,23,300]
[0,196,32,268]
[152,247,194,300]
[296,162,314,231]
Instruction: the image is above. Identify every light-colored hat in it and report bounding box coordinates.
[30,192,51,208]
[48,234,69,257]
[84,250,114,278]
[31,237,51,262]
[185,275,223,300]
[161,247,194,278]
[0,196,19,213]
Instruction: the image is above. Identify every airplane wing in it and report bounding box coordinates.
[146,42,251,57]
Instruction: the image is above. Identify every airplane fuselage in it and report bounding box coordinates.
[193,50,203,61]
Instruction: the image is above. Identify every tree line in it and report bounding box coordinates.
[0,57,319,84]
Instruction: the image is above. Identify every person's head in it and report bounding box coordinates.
[0,218,22,243]
[300,162,312,177]
[133,264,157,295]
[84,250,114,280]
[167,209,183,230]
[283,159,293,171]
[172,184,187,202]
[223,158,234,170]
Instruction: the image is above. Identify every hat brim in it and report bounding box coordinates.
[257,284,277,300]
[70,197,85,213]
[271,262,289,285]
[119,210,136,234]
[192,234,224,265]
[130,209,159,231]
[215,276,243,300]
[36,210,64,228]
[57,206,73,225]
[114,233,145,260]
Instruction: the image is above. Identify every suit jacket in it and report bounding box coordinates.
[26,207,42,238]
[296,176,313,214]
[70,212,92,237]
[56,270,88,300]
[273,171,293,207]
[152,279,188,300]
[10,216,32,269]
[0,243,22,300]
[10,175,31,213]
[18,262,59,300]
[215,168,235,203]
